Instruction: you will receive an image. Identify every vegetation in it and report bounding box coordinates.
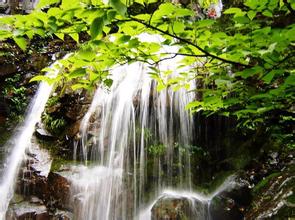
[0,0,294,149]
[1,74,28,121]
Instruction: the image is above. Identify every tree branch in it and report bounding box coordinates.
[125,17,252,68]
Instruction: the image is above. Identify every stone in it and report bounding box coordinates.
[151,195,208,220]
[51,210,73,220]
[17,138,71,210]
[209,179,251,220]
[35,127,55,141]
[6,200,49,220]
[45,172,71,210]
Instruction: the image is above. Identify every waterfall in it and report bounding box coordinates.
[0,55,70,219]
[67,38,199,219]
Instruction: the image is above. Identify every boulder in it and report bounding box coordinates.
[45,172,71,210]
[51,210,73,220]
[209,179,251,220]
[35,127,55,141]
[6,200,49,220]
[17,139,71,210]
[151,195,208,220]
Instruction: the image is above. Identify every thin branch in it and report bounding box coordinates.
[124,17,252,68]
[259,54,295,80]
[270,54,295,70]
[153,54,178,65]
[161,52,207,58]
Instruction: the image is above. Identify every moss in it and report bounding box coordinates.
[0,126,11,146]
[36,138,73,172]
[253,172,280,194]
[50,157,74,172]
[287,194,295,204]
[195,171,234,194]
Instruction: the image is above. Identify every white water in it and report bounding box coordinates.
[67,34,235,219]
[139,175,237,219]
[68,37,200,219]
[0,55,70,219]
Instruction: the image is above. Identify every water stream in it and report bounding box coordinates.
[66,41,223,219]
[0,56,69,219]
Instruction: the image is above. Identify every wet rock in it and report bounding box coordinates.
[67,120,81,137]
[208,177,251,220]
[51,210,73,220]
[0,63,18,77]
[18,139,52,197]
[17,139,71,210]
[151,196,207,220]
[35,124,55,141]
[6,200,49,220]
[0,96,8,123]
[45,172,71,210]
[244,165,295,219]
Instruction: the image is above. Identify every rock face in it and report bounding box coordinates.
[6,197,49,220]
[244,164,295,219]
[17,139,72,211]
[209,182,251,220]
[45,172,71,209]
[0,97,8,124]
[151,196,208,220]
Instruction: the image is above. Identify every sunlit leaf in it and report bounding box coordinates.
[90,16,104,39]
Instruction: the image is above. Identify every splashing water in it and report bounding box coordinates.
[0,55,70,219]
[67,35,198,219]
[65,34,234,219]
[139,175,237,220]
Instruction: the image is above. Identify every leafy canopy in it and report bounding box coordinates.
[0,0,294,147]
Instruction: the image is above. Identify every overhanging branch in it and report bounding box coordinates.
[125,17,252,68]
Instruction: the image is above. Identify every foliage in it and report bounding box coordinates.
[252,172,280,194]
[42,111,67,135]
[1,74,28,120]
[0,0,294,147]
[148,143,166,156]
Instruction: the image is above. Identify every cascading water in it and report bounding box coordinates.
[139,175,238,220]
[0,55,70,219]
[66,38,200,219]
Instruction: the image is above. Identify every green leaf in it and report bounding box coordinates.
[250,93,272,100]
[77,48,96,61]
[90,16,104,39]
[172,21,185,34]
[185,101,202,110]
[196,19,215,28]
[0,30,12,41]
[13,36,27,51]
[223,7,242,14]
[69,33,79,43]
[103,78,113,87]
[262,10,273,17]
[284,75,295,86]
[234,16,250,24]
[29,75,55,85]
[117,35,131,43]
[262,69,283,84]
[55,33,64,40]
[107,10,117,21]
[36,0,60,9]
[71,83,89,90]
[174,8,194,17]
[247,10,256,20]
[61,0,80,9]
[236,66,264,78]
[109,0,127,16]
[68,68,86,79]
[135,0,144,5]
